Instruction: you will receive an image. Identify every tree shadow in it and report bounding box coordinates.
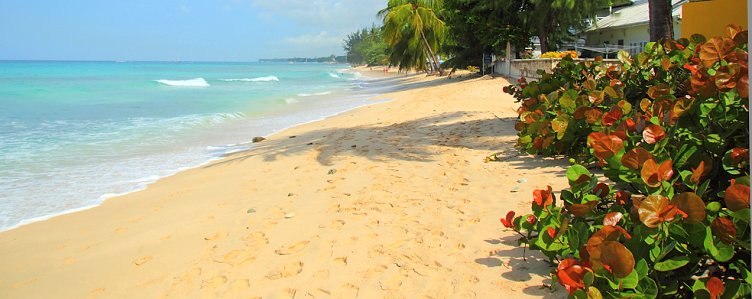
[206,111,531,168]
[481,235,566,298]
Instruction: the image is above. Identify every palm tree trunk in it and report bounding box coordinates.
[648,0,674,41]
[420,31,443,76]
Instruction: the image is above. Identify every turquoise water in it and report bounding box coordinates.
[0,61,380,230]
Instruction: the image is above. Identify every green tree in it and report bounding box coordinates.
[343,26,389,65]
[378,0,446,75]
[523,0,610,53]
[442,0,531,68]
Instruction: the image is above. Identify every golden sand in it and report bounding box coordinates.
[0,69,569,298]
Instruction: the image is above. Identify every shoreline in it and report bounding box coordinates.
[1,67,407,233]
[0,70,569,298]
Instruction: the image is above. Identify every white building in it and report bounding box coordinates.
[583,0,685,57]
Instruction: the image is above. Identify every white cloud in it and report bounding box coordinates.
[236,0,386,57]
[249,0,383,28]
[279,31,343,46]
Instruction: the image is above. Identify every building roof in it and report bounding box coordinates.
[587,0,685,32]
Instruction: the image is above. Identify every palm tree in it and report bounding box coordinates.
[648,0,674,41]
[378,0,446,75]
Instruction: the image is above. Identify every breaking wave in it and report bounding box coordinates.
[155,78,209,87]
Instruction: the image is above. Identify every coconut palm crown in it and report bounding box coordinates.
[378,0,446,75]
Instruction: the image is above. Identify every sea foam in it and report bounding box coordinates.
[155,78,209,87]
[221,76,280,82]
[297,91,332,97]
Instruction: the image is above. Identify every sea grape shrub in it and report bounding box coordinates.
[500,26,750,298]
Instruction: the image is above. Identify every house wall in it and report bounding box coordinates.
[682,0,747,38]
[494,58,620,79]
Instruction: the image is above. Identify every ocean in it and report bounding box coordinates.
[0,61,384,231]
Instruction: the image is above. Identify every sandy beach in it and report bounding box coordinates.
[0,70,570,298]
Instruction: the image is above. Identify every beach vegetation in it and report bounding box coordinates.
[343,26,389,66]
[378,0,446,75]
[501,25,750,298]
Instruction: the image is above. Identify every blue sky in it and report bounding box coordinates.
[0,0,384,61]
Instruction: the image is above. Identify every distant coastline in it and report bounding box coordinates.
[259,55,347,64]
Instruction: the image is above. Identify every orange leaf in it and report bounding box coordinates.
[738,75,749,98]
[647,83,670,99]
[615,190,630,205]
[591,134,624,160]
[643,124,666,144]
[699,37,736,67]
[621,147,654,170]
[641,159,674,188]
[711,217,737,244]
[573,106,589,120]
[556,258,590,295]
[599,241,635,278]
[584,109,603,124]
[603,212,623,226]
[707,277,725,299]
[671,96,695,123]
[724,183,750,211]
[638,195,679,228]
[640,98,652,113]
[568,201,598,217]
[533,186,554,208]
[730,147,749,166]
[671,192,706,224]
[690,160,706,184]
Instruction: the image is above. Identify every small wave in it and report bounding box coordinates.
[297,91,332,97]
[328,72,340,78]
[155,78,209,87]
[220,76,279,82]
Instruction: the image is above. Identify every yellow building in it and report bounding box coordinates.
[682,0,748,38]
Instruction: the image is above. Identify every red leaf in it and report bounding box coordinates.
[730,147,750,166]
[500,211,515,228]
[526,215,537,225]
[643,124,666,144]
[546,227,557,238]
[711,217,737,244]
[592,183,610,198]
[707,277,725,299]
[724,183,750,211]
[602,107,622,126]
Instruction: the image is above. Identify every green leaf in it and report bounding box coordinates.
[654,256,690,271]
[637,277,658,298]
[706,201,722,213]
[731,208,751,223]
[566,165,591,185]
[616,268,639,289]
[673,145,698,170]
[634,259,648,279]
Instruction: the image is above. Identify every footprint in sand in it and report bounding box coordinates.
[336,283,360,298]
[201,275,227,289]
[265,261,304,280]
[133,256,152,266]
[216,249,256,266]
[306,288,331,298]
[274,240,310,255]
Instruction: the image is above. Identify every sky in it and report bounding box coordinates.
[0,0,384,61]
